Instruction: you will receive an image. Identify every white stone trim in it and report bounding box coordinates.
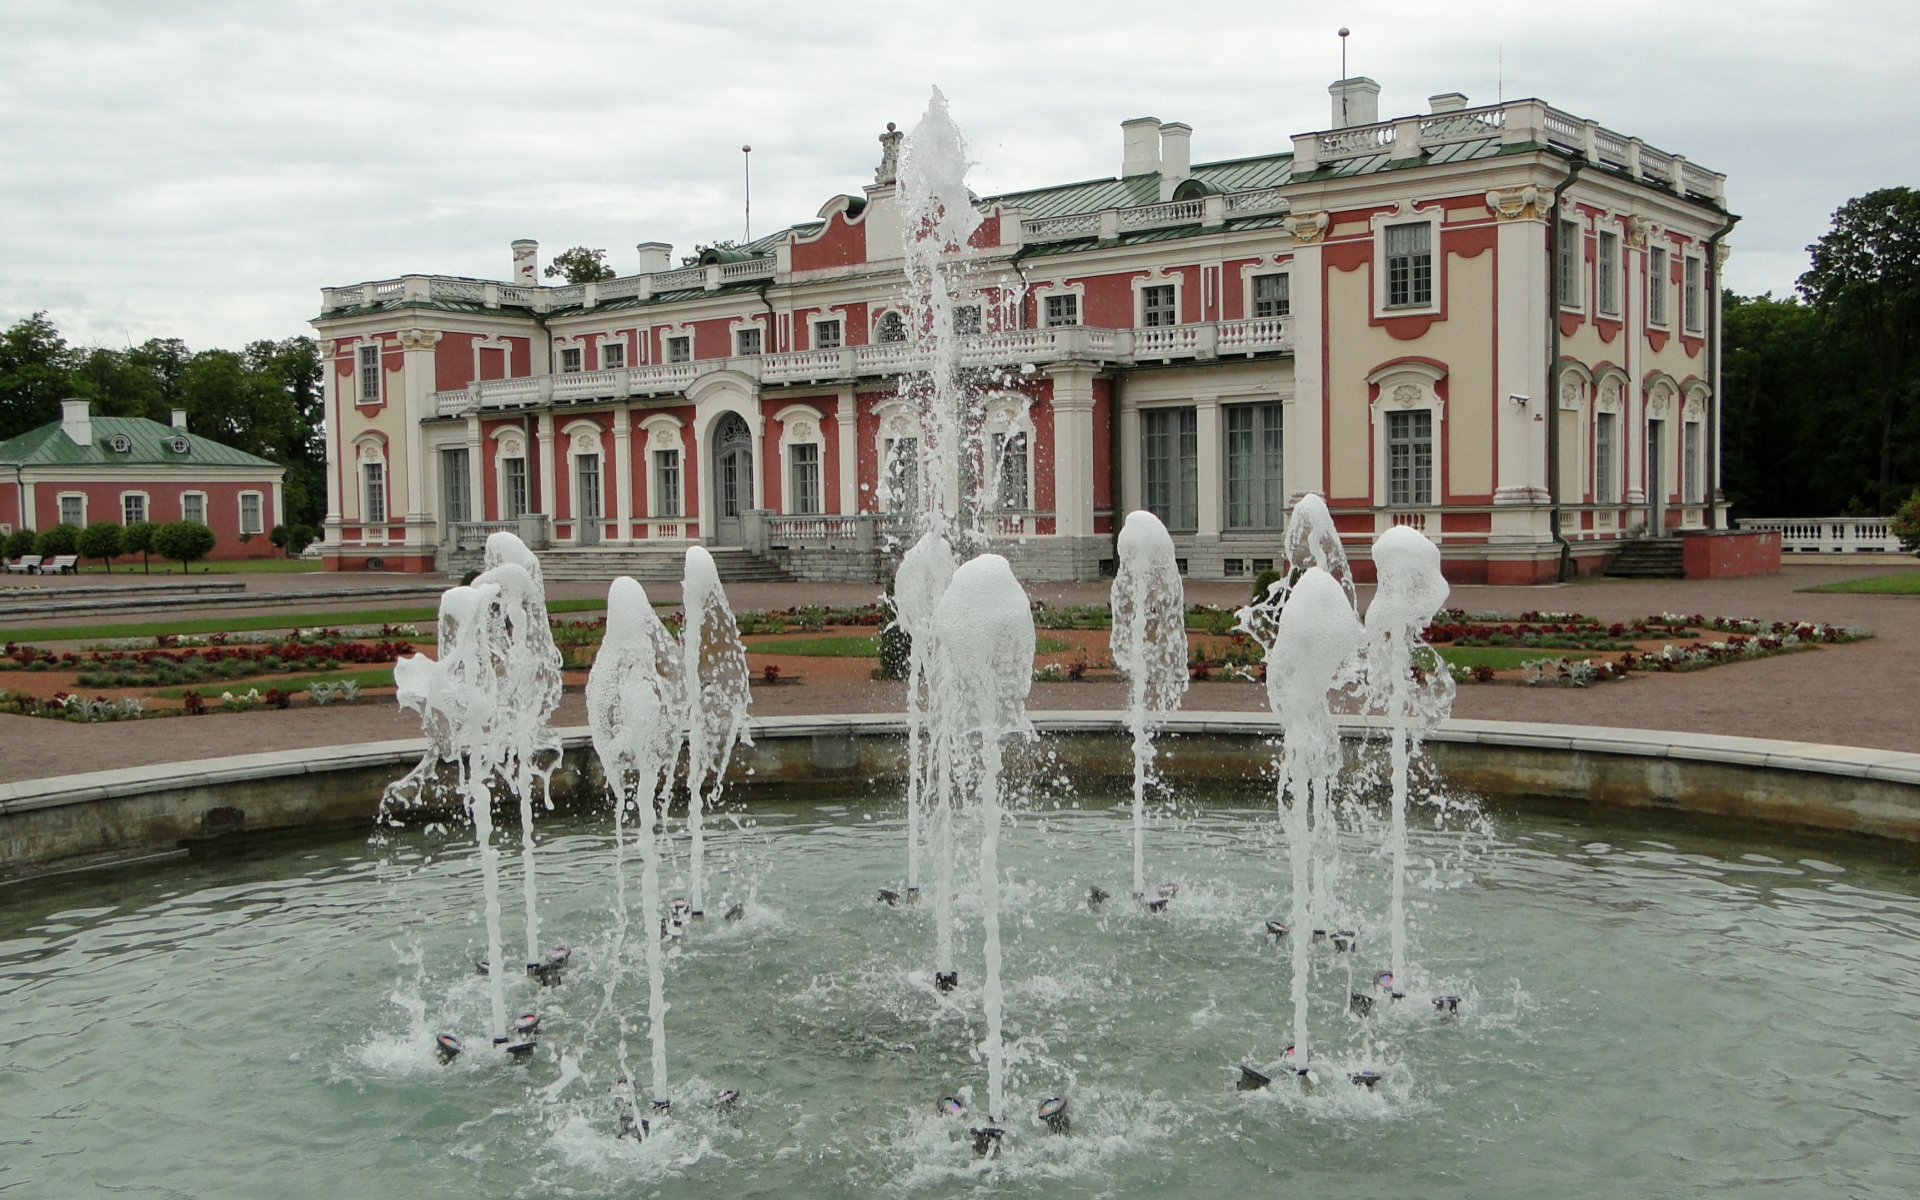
[237,489,266,536]
[1365,360,1447,508]
[1130,268,1185,328]
[1370,199,1445,319]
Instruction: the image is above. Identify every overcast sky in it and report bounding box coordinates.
[4,0,1915,352]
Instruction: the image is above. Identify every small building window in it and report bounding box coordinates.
[360,466,383,525]
[1386,409,1433,506]
[653,449,682,518]
[736,326,762,356]
[1141,407,1198,529]
[1252,274,1290,318]
[813,320,842,350]
[1684,420,1701,503]
[559,347,583,373]
[1225,403,1284,529]
[357,343,381,404]
[502,457,527,520]
[1684,256,1704,331]
[876,311,907,343]
[239,492,263,535]
[1045,294,1079,327]
[1386,223,1433,308]
[1649,247,1669,325]
[59,494,84,527]
[1598,231,1619,315]
[1595,412,1616,504]
[602,342,625,369]
[952,305,981,335]
[789,443,820,515]
[122,493,146,525]
[1141,284,1177,327]
[1557,219,1581,308]
[182,492,207,524]
[666,336,691,363]
[441,447,471,523]
[991,430,1029,510]
[110,434,131,453]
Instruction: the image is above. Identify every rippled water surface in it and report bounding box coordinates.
[4,788,1917,1198]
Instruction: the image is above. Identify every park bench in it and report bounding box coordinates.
[45,555,79,575]
[6,554,43,574]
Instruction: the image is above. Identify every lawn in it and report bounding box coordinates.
[1435,645,1599,671]
[72,559,321,575]
[148,667,396,699]
[1803,569,1920,595]
[1,598,608,645]
[750,634,1072,657]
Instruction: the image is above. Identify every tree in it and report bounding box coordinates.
[34,523,79,557]
[152,520,216,572]
[120,520,157,573]
[4,528,34,561]
[77,521,123,572]
[0,312,76,441]
[544,247,616,284]
[270,523,317,556]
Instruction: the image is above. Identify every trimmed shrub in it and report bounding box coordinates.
[153,520,217,571]
[34,523,80,557]
[78,522,124,571]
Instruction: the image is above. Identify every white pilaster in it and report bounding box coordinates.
[612,404,633,542]
[836,387,858,514]
[1047,367,1098,536]
[1195,397,1221,538]
[536,411,557,518]
[1287,238,1326,498]
[465,413,484,523]
[397,330,441,525]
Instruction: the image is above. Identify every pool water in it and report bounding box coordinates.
[3,787,1917,1198]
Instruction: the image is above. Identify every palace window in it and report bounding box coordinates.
[182,492,207,525]
[652,449,682,518]
[1252,273,1290,318]
[360,466,384,524]
[559,347,583,373]
[666,336,691,363]
[1045,294,1079,327]
[876,311,907,343]
[952,305,982,335]
[1142,407,1198,530]
[883,437,919,513]
[991,431,1029,510]
[1385,223,1432,308]
[239,492,263,536]
[357,344,381,404]
[1557,219,1581,307]
[502,457,527,520]
[59,494,84,527]
[1386,410,1433,506]
[441,448,471,523]
[602,341,625,369]
[1595,412,1616,504]
[813,319,842,350]
[789,443,821,515]
[1225,403,1285,529]
[122,493,146,525]
[1141,284,1177,327]
[1598,231,1620,315]
[1684,256,1704,331]
[1684,421,1701,503]
[1649,247,1669,325]
[735,326,762,356]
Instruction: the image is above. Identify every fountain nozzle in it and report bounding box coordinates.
[937,1096,967,1118]
[1088,886,1109,907]
[878,888,900,906]
[1376,970,1404,1000]
[435,1034,463,1063]
[906,886,920,904]
[529,945,570,986]
[514,1011,540,1036]
[1349,992,1374,1017]
[724,902,746,921]
[1433,994,1461,1014]
[1235,1065,1271,1091]
[934,970,958,993]
[713,1089,740,1111]
[1038,1095,1069,1134]
[969,1125,1004,1157]
[1265,919,1288,940]
[504,1039,536,1060]
[1350,1070,1383,1089]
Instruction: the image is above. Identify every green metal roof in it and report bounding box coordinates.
[0,414,281,470]
[981,153,1293,219]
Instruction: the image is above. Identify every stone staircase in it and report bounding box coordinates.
[532,547,793,584]
[1604,537,1686,579]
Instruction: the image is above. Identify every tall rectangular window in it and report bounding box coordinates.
[666,336,691,363]
[576,453,601,521]
[1684,421,1701,503]
[1385,223,1432,307]
[1595,412,1616,504]
[1557,219,1581,307]
[991,431,1029,510]
[1141,285,1177,327]
[503,457,527,520]
[813,320,841,350]
[789,443,820,515]
[735,327,762,356]
[883,437,919,514]
[357,344,381,404]
[182,493,206,524]
[1684,256,1703,330]
[1598,231,1619,314]
[652,450,681,518]
[121,493,145,525]
[1142,407,1198,529]
[559,347,583,373]
[360,466,384,524]
[59,494,84,526]
[239,492,263,535]
[1649,247,1669,325]
[441,448,471,523]
[951,305,982,335]
[1045,294,1079,327]
[1225,403,1285,528]
[1252,274,1290,318]
[1386,410,1433,506]
[602,342,625,369]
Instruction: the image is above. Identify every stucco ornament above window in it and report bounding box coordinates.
[1283,211,1330,243]
[1484,186,1546,222]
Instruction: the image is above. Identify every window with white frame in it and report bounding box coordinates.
[602,341,625,369]
[952,305,982,335]
[1595,412,1616,504]
[1649,247,1669,325]
[666,336,691,363]
[1142,407,1198,529]
[652,449,682,517]
[735,326,762,356]
[1141,285,1177,327]
[1557,219,1581,307]
[1386,410,1433,506]
[813,319,842,350]
[357,343,381,404]
[559,346,583,373]
[239,492,264,535]
[441,447,471,523]
[1252,274,1290,318]
[122,493,146,525]
[876,311,907,343]
[59,494,84,527]
[1598,231,1620,315]
[788,443,821,515]
[882,437,919,514]
[360,465,384,524]
[991,430,1029,510]
[182,492,206,524]
[1225,403,1284,528]
[1385,224,1432,308]
[502,456,527,520]
[1684,256,1703,331]
[1684,420,1701,503]
[1044,293,1079,327]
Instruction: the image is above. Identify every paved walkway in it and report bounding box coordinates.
[2,562,1914,784]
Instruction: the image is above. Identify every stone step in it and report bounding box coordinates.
[533,548,793,585]
[1605,538,1686,579]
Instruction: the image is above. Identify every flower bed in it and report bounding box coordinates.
[1427,611,1872,687]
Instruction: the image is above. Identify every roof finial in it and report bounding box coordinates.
[876,122,904,186]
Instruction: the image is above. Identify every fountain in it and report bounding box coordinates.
[893,531,956,903]
[1108,510,1188,900]
[679,546,752,919]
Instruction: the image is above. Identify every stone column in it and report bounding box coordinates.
[397,330,442,533]
[320,339,343,545]
[836,386,858,514]
[465,412,483,523]
[1047,365,1098,537]
[1195,396,1221,539]
[536,411,557,520]
[1282,218,1327,500]
[612,404,633,542]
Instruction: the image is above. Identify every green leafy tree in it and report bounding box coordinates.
[4,528,35,560]
[0,312,76,441]
[120,520,157,572]
[544,247,616,283]
[152,519,216,572]
[1891,488,1920,554]
[77,521,123,571]
[34,523,79,557]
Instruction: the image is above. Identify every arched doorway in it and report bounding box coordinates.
[712,411,754,545]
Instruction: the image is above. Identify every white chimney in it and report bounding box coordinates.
[1429,92,1468,113]
[1158,122,1192,181]
[1121,116,1161,177]
[636,242,672,275]
[1329,77,1381,128]
[171,408,188,431]
[512,239,539,285]
[60,399,92,447]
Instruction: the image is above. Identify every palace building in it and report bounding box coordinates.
[310,77,1731,583]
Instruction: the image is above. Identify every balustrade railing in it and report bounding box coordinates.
[1118,199,1204,230]
[1223,187,1287,215]
[447,520,519,550]
[719,258,776,281]
[651,266,707,291]
[1217,317,1290,354]
[1021,212,1103,240]
[1736,518,1904,554]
